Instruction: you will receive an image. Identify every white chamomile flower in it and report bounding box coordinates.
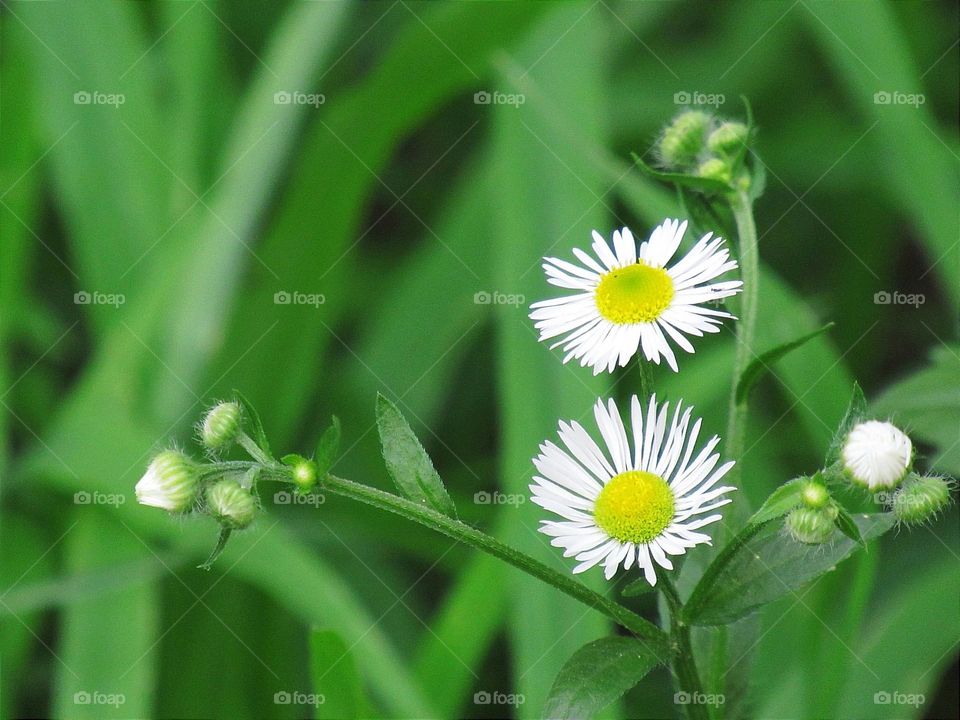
[841,420,912,490]
[529,219,743,373]
[530,395,736,585]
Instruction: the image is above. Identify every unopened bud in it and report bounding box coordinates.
[658,111,710,169]
[707,121,748,156]
[786,505,837,544]
[206,479,257,529]
[892,474,952,525]
[136,450,199,513]
[201,402,241,451]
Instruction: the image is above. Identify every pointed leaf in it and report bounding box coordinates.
[826,382,868,464]
[631,153,731,194]
[748,478,805,525]
[685,513,895,626]
[735,323,835,404]
[315,416,341,478]
[375,394,457,518]
[833,504,865,546]
[542,637,663,720]
[234,389,272,459]
[621,578,657,598]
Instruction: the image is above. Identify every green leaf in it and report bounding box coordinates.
[631,152,731,194]
[621,578,657,598]
[685,513,895,626]
[826,382,868,465]
[234,389,272,459]
[542,637,663,720]
[748,478,804,525]
[375,394,457,518]
[315,416,341,478]
[735,323,835,404]
[832,504,864,547]
[197,528,232,571]
[310,628,365,720]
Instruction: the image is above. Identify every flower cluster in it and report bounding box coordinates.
[657,110,751,190]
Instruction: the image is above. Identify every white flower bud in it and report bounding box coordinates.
[135,450,199,512]
[201,402,241,450]
[841,420,912,490]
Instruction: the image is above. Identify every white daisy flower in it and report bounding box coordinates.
[841,420,912,490]
[529,219,743,373]
[530,395,736,585]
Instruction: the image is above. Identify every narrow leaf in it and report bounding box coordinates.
[234,389,272,458]
[735,323,835,404]
[315,416,341,478]
[826,382,868,464]
[685,514,894,626]
[310,628,365,720]
[630,152,731,194]
[542,637,662,720]
[621,578,657,598]
[748,478,804,525]
[375,394,457,518]
[833,504,864,546]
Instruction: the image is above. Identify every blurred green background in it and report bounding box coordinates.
[1,1,958,718]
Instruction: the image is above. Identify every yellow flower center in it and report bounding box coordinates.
[593,470,675,543]
[594,263,675,324]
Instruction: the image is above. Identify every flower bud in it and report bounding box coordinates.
[293,459,318,493]
[201,402,241,451]
[206,479,257,529]
[135,450,199,512]
[841,420,912,490]
[785,505,837,544]
[800,479,830,509]
[696,158,732,184]
[658,111,710,169]
[707,122,748,156]
[892,474,952,525]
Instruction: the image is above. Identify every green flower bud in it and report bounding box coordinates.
[785,506,836,544]
[206,479,257,529]
[707,121,748,156]
[658,111,710,169]
[135,450,199,513]
[696,158,732,184]
[201,402,242,450]
[892,474,952,525]
[800,479,830,509]
[293,459,318,493]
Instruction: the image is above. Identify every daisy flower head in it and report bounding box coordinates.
[530,394,736,585]
[841,420,913,491]
[529,220,743,374]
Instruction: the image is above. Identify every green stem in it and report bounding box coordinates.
[662,578,709,720]
[324,473,670,654]
[724,190,759,511]
[237,431,273,466]
[637,358,655,403]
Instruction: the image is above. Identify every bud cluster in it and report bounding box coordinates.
[656,111,750,190]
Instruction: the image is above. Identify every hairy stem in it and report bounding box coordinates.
[324,473,670,654]
[662,578,709,720]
